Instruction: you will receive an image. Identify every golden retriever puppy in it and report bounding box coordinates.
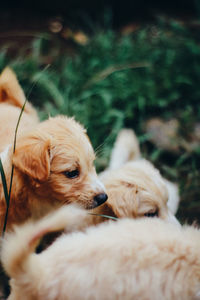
[92,159,179,225]
[0,67,107,232]
[109,129,180,216]
[2,205,200,300]
[90,129,180,225]
[103,128,180,215]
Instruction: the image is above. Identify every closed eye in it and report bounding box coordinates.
[64,169,79,179]
[144,209,159,218]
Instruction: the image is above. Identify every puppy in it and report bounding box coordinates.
[2,205,200,300]
[90,129,180,225]
[104,128,180,215]
[0,67,107,232]
[0,67,107,299]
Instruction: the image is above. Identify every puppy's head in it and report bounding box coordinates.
[12,116,107,215]
[101,160,179,225]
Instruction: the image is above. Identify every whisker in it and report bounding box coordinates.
[26,64,51,99]
[94,130,117,157]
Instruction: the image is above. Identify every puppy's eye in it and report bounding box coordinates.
[144,209,159,218]
[64,169,79,179]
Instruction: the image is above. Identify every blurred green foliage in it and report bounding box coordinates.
[0,19,200,223]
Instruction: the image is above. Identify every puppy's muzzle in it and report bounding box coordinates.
[93,193,108,208]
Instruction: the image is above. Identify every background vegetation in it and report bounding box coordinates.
[0,16,200,223]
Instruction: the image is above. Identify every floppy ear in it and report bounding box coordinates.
[106,186,135,218]
[0,67,26,105]
[13,137,51,182]
[105,189,124,217]
[0,67,37,116]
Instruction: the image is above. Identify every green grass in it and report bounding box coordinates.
[0,18,200,223]
[0,95,28,234]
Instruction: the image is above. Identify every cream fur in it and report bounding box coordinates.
[92,159,180,225]
[2,205,200,300]
[164,178,180,215]
[108,129,141,170]
[94,128,180,224]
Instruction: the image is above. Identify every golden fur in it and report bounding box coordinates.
[0,67,106,232]
[0,67,39,153]
[2,205,200,300]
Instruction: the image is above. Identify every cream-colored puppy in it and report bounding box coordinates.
[108,129,180,215]
[0,68,107,232]
[94,159,179,225]
[2,205,200,300]
[90,129,179,225]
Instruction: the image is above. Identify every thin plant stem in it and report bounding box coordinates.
[1,64,50,235]
[88,212,118,221]
[2,99,27,234]
[0,159,9,211]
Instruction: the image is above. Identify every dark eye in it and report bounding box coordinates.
[144,210,159,218]
[64,169,79,179]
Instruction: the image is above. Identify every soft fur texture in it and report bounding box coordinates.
[0,67,39,153]
[90,129,180,225]
[0,67,106,232]
[109,129,180,215]
[108,129,141,170]
[2,205,200,300]
[92,159,180,225]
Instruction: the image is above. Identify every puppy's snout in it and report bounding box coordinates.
[94,193,108,207]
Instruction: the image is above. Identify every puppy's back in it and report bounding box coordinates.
[2,206,200,300]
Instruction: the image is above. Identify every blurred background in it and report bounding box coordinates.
[0,0,200,223]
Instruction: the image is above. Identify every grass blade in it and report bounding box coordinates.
[0,158,10,235]
[88,212,118,221]
[1,64,51,235]
[1,100,27,235]
[0,159,9,206]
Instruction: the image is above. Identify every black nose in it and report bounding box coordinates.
[93,193,108,207]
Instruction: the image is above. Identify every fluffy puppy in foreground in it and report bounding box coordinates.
[2,205,200,300]
[0,67,107,232]
[90,129,179,225]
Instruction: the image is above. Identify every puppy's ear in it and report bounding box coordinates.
[0,67,36,116]
[13,137,51,182]
[0,67,26,105]
[105,190,123,218]
[106,187,132,218]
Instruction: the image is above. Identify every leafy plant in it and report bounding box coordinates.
[0,18,200,223]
